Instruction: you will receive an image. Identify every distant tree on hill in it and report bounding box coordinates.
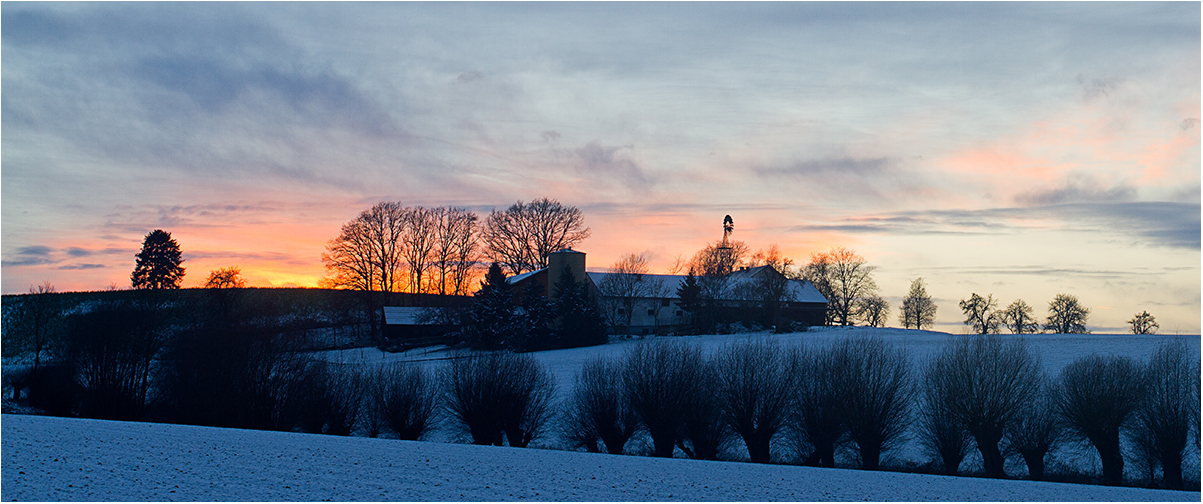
[482,198,590,276]
[958,293,999,334]
[1044,294,1090,334]
[1127,311,1159,335]
[204,266,246,289]
[899,278,937,330]
[1000,299,1040,335]
[858,294,890,328]
[805,247,878,326]
[131,229,185,290]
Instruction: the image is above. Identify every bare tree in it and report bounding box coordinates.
[1005,378,1063,480]
[787,344,846,467]
[713,340,794,463]
[805,247,878,326]
[1045,293,1090,334]
[1130,341,1194,489]
[443,352,555,447]
[899,278,937,330]
[597,253,654,336]
[958,293,1000,334]
[204,266,247,289]
[430,207,481,296]
[676,359,730,461]
[919,361,973,475]
[1127,311,1159,335]
[857,295,890,328]
[622,340,704,458]
[294,362,366,436]
[563,356,638,454]
[401,206,438,293]
[1056,354,1146,486]
[1000,299,1040,335]
[482,198,590,276]
[370,362,440,440]
[830,337,913,470]
[322,202,406,294]
[926,336,1041,478]
[3,282,64,372]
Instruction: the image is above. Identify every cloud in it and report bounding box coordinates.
[59,263,106,270]
[789,201,1199,249]
[1015,174,1137,206]
[756,157,895,177]
[566,141,649,188]
[1077,75,1122,101]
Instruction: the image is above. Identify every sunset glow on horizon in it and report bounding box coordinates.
[3,2,1198,334]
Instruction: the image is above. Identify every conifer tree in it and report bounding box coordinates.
[131,230,186,290]
[552,265,607,349]
[517,281,553,351]
[467,262,515,350]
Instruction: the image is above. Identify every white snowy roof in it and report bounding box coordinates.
[586,266,827,304]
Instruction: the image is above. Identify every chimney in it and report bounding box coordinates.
[547,248,586,300]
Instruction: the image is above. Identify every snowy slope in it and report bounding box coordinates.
[3,414,1197,502]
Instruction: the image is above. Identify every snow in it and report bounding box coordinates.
[3,414,1197,502]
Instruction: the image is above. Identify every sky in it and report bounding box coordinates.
[2,2,1199,334]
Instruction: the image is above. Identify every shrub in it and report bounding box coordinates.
[787,344,846,467]
[925,336,1041,478]
[713,339,794,463]
[563,356,638,454]
[444,352,555,447]
[369,362,440,440]
[830,337,913,470]
[1056,354,1145,486]
[622,340,705,458]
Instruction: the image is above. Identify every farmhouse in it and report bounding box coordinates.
[509,249,828,335]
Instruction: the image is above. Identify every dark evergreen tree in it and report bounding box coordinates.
[517,281,553,351]
[552,265,607,349]
[466,262,515,350]
[676,269,703,334]
[131,230,186,290]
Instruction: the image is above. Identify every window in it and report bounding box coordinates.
[648,309,655,316]
[661,298,671,307]
[617,307,625,314]
[675,310,683,317]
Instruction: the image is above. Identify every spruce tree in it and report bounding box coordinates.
[467,262,515,350]
[131,230,186,290]
[517,281,553,351]
[552,265,607,349]
[676,269,703,334]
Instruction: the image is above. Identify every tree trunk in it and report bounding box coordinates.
[1095,440,1125,486]
[1020,450,1045,481]
[1163,451,1183,490]
[860,442,882,471]
[742,431,772,464]
[973,433,1007,478]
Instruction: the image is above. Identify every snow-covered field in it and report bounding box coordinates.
[3,413,1197,502]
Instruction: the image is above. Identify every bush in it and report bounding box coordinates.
[713,339,794,463]
[1056,354,1145,486]
[622,340,705,458]
[293,362,366,436]
[830,337,913,470]
[676,358,729,460]
[443,352,555,447]
[1130,341,1194,489]
[787,344,846,467]
[924,336,1041,478]
[1005,378,1063,480]
[368,362,440,440]
[563,356,638,454]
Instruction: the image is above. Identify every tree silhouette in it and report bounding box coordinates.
[958,293,999,334]
[131,230,185,290]
[1045,294,1090,334]
[899,278,937,330]
[204,266,246,289]
[1000,299,1040,335]
[482,198,590,276]
[1127,311,1158,335]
